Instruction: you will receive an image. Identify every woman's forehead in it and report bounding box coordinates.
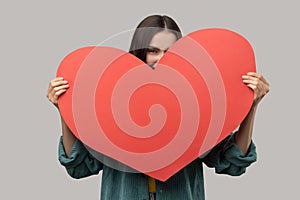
[149,31,177,50]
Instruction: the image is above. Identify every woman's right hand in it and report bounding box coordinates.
[46,77,69,108]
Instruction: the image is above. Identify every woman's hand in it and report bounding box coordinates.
[235,72,269,154]
[47,77,75,156]
[46,77,69,108]
[242,72,270,106]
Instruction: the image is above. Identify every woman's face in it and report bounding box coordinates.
[146,31,177,68]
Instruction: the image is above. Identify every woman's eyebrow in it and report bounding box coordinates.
[148,46,169,51]
[148,46,160,50]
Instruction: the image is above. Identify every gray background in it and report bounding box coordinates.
[1,0,298,199]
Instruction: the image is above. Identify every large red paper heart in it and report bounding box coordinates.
[57,28,255,181]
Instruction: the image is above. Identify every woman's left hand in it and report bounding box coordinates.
[242,72,270,106]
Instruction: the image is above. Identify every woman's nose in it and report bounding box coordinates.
[152,52,165,68]
[156,51,165,61]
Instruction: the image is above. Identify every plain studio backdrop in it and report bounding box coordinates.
[1,0,298,199]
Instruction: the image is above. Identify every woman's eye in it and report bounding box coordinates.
[147,48,159,54]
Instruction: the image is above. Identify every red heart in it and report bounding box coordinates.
[57,28,255,181]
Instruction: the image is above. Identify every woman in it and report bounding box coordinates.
[47,15,270,200]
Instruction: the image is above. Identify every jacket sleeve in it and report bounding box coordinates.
[58,136,103,179]
[202,132,257,176]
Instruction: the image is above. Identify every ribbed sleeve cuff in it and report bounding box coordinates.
[58,136,89,168]
[223,133,257,167]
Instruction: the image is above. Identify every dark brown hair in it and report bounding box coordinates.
[129,15,182,62]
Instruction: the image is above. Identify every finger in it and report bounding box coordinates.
[247,82,269,100]
[245,83,260,100]
[53,84,69,93]
[46,77,68,98]
[243,74,260,82]
[246,72,269,85]
[47,79,68,96]
[245,79,267,94]
[49,84,69,100]
[49,89,67,104]
[54,77,64,81]
[242,75,269,91]
[245,78,269,95]
[50,80,68,88]
[48,77,64,88]
[246,83,257,91]
[54,89,67,98]
[242,78,258,86]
